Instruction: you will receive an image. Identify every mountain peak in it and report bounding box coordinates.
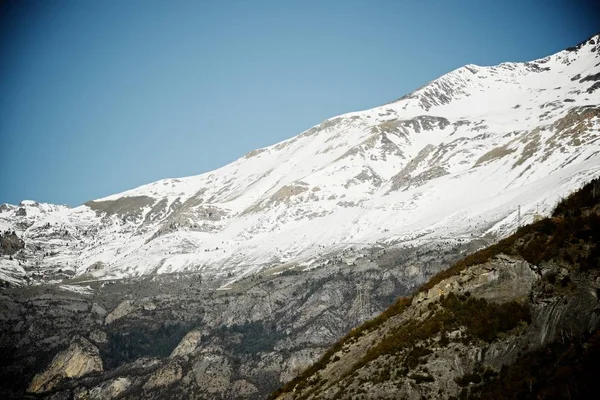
[1,36,599,286]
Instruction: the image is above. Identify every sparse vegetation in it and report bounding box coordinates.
[215,320,283,354]
[101,321,194,369]
[409,372,435,383]
[269,296,413,399]
[469,330,600,399]
[272,176,600,399]
[344,294,529,380]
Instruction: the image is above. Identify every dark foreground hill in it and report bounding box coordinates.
[273,177,600,400]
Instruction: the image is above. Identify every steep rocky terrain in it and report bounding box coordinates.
[0,239,482,399]
[273,177,600,400]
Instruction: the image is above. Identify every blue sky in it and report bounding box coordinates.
[1,0,598,206]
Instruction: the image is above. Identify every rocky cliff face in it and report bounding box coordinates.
[27,337,103,394]
[0,231,25,257]
[0,240,480,399]
[272,177,600,400]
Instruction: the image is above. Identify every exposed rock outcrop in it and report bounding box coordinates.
[231,379,260,398]
[27,337,103,393]
[170,329,202,358]
[104,300,135,325]
[0,231,24,256]
[192,353,232,395]
[0,239,462,399]
[143,363,182,390]
[89,330,107,345]
[413,254,538,305]
[87,377,131,400]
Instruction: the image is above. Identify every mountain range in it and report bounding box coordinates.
[1,33,599,400]
[2,34,599,288]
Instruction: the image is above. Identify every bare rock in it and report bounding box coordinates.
[91,303,107,317]
[89,329,107,344]
[143,362,182,390]
[105,300,135,325]
[0,231,24,256]
[192,353,232,394]
[280,348,320,383]
[141,297,157,311]
[27,337,103,393]
[414,254,538,305]
[87,377,131,400]
[230,379,259,398]
[170,329,202,358]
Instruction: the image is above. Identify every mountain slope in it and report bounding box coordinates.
[271,176,600,400]
[1,34,600,286]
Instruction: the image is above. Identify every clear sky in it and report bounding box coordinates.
[1,0,598,206]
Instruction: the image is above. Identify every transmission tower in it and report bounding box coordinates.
[355,283,370,316]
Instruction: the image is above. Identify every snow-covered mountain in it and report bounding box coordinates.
[2,34,600,287]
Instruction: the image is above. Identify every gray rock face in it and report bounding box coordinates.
[27,337,103,393]
[170,329,201,358]
[143,363,182,390]
[85,196,155,220]
[0,239,483,399]
[0,232,24,256]
[91,303,107,317]
[104,300,135,325]
[87,377,131,400]
[192,353,232,395]
[280,349,322,383]
[89,330,107,345]
[231,379,259,398]
[413,254,538,305]
[274,249,600,400]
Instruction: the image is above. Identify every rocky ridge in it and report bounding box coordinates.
[1,35,599,286]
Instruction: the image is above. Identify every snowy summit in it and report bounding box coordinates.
[1,34,600,286]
